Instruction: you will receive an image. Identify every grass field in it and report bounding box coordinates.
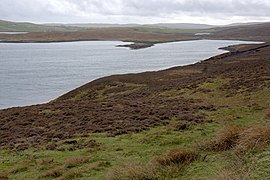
[0,22,270,179]
[1,76,269,179]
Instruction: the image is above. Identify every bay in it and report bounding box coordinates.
[0,40,261,109]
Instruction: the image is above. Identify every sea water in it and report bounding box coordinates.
[0,40,261,109]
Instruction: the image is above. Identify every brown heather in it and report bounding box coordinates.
[64,156,90,168]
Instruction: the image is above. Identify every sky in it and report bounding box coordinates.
[0,0,270,25]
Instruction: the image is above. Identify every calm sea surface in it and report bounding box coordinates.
[0,40,260,109]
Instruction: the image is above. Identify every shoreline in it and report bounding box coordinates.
[0,38,201,49]
[0,37,263,50]
[0,40,269,153]
[1,22,270,179]
[0,40,265,110]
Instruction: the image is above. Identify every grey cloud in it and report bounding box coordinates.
[0,0,270,24]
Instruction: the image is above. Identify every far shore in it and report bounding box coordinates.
[0,41,266,110]
[0,37,264,50]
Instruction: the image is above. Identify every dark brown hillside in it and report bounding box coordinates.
[0,42,269,150]
[209,23,270,41]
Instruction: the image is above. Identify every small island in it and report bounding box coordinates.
[116,42,154,49]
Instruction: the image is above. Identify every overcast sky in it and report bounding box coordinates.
[0,0,270,25]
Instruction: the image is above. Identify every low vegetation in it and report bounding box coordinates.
[0,74,269,179]
[0,41,269,179]
[64,156,90,168]
[40,167,63,178]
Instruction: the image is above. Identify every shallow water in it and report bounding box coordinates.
[0,40,260,109]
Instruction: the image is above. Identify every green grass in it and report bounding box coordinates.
[0,121,219,179]
[1,78,270,179]
[0,118,239,179]
[248,146,270,179]
[71,82,147,101]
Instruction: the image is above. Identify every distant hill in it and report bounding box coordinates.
[209,22,270,41]
[52,23,215,30]
[220,22,265,27]
[1,19,270,42]
[144,23,215,29]
[0,20,45,32]
[52,23,140,28]
[0,20,229,33]
[0,20,82,32]
[2,19,270,34]
[0,20,215,32]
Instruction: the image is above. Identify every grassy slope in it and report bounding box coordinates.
[0,44,270,179]
[208,22,270,41]
[0,20,46,32]
[0,22,270,179]
[0,78,269,179]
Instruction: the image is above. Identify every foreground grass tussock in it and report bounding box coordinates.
[64,156,90,168]
[202,125,244,151]
[201,124,270,153]
[108,149,199,180]
[235,124,270,153]
[107,161,155,180]
[0,172,8,180]
[155,149,199,166]
[40,166,63,178]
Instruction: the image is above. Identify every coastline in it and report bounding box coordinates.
[0,40,262,111]
[1,21,270,179]
[0,38,201,49]
[0,40,269,179]
[0,40,265,110]
[0,41,269,146]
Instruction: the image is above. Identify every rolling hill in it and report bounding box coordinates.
[0,19,216,32]
[0,20,82,32]
[209,22,270,41]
